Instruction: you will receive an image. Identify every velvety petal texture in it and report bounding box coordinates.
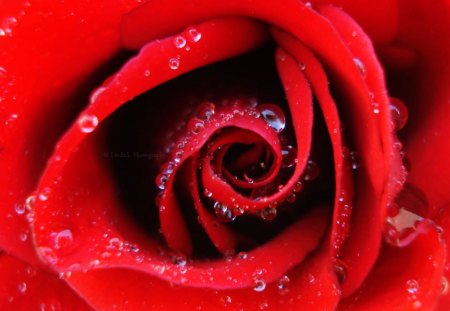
[0,0,448,310]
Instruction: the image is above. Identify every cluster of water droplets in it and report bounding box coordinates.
[167,27,203,71]
[156,96,321,229]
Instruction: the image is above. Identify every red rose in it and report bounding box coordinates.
[1,0,449,310]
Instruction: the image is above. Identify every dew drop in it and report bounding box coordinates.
[406,279,419,295]
[384,208,424,247]
[89,86,106,104]
[196,101,215,120]
[333,259,348,284]
[161,162,175,175]
[348,151,361,170]
[168,57,180,70]
[173,35,187,49]
[15,204,26,215]
[188,28,202,42]
[38,187,51,201]
[260,207,277,221]
[277,275,290,293]
[78,114,99,133]
[233,207,244,216]
[253,278,266,292]
[107,237,124,251]
[238,252,248,260]
[281,145,298,168]
[18,282,27,294]
[144,69,151,77]
[389,97,408,130]
[372,102,381,114]
[286,193,297,203]
[258,104,286,133]
[353,57,366,77]
[38,247,59,265]
[19,232,28,242]
[187,118,205,134]
[384,185,429,247]
[214,202,236,222]
[204,188,212,198]
[303,160,319,181]
[293,181,303,193]
[52,229,74,251]
[442,277,449,295]
[172,254,187,267]
[39,301,62,311]
[156,173,169,190]
[259,301,269,310]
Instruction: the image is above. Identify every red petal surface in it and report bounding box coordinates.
[0,252,92,310]
[339,222,445,310]
[0,0,132,264]
[65,245,340,311]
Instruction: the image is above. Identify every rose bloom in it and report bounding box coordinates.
[0,0,449,310]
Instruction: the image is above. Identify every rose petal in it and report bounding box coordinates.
[0,0,131,264]
[339,223,445,310]
[0,251,92,310]
[65,245,340,311]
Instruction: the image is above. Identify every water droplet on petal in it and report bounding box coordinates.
[214,202,236,222]
[188,28,202,42]
[260,207,277,221]
[197,101,215,120]
[161,162,175,175]
[303,160,319,181]
[173,35,187,49]
[38,247,59,265]
[333,259,348,284]
[18,282,27,294]
[384,184,429,247]
[19,232,28,241]
[15,204,26,215]
[78,114,99,133]
[204,188,212,198]
[53,229,74,251]
[107,237,124,251]
[253,278,266,292]
[353,57,366,77]
[372,102,381,114]
[187,118,205,134]
[38,187,51,201]
[281,145,298,168]
[168,57,180,70]
[156,173,169,190]
[144,69,151,77]
[293,181,303,193]
[441,277,449,295]
[89,86,106,104]
[238,252,248,259]
[384,208,424,247]
[389,97,408,130]
[277,275,290,293]
[286,193,296,203]
[406,279,420,295]
[258,104,286,133]
[172,254,187,267]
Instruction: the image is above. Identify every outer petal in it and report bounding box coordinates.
[0,0,136,263]
[0,251,92,310]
